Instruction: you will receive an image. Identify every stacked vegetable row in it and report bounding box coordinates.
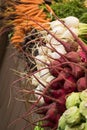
[58,90,87,130]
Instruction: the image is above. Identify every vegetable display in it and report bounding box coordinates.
[1,1,87,130]
[15,15,87,130]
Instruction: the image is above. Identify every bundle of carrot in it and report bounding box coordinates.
[10,0,52,48]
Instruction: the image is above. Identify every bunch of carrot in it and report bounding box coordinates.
[10,0,51,48]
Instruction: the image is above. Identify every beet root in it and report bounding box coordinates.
[64,75,77,93]
[49,60,61,77]
[70,64,85,79]
[77,77,87,91]
[49,89,65,99]
[50,79,64,90]
[65,51,81,63]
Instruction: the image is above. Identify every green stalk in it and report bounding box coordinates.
[79,23,87,35]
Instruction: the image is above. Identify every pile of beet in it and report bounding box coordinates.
[17,17,87,130]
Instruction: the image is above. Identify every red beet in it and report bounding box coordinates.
[49,89,65,99]
[50,79,64,90]
[34,103,58,123]
[49,60,61,77]
[70,64,85,79]
[77,77,87,91]
[57,101,66,114]
[65,40,78,52]
[64,75,77,93]
[50,67,72,90]
[78,49,87,62]
[44,95,52,104]
[65,51,81,63]
[45,103,58,122]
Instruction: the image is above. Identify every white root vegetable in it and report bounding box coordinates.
[64,16,79,28]
[50,20,64,29]
[35,84,45,104]
[56,44,67,54]
[46,75,55,83]
[52,26,66,35]
[61,27,79,40]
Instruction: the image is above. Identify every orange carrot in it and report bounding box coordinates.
[35,8,44,17]
[45,4,55,16]
[24,7,40,15]
[15,5,39,13]
[21,0,44,4]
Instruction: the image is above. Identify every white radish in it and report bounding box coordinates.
[46,75,55,83]
[52,26,65,35]
[56,44,67,54]
[50,20,64,29]
[61,27,79,40]
[35,84,45,104]
[64,16,79,28]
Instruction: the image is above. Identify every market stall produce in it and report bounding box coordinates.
[0,0,87,130]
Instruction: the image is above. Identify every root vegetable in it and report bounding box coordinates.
[70,64,85,79]
[65,51,81,63]
[64,76,77,94]
[77,77,87,91]
[64,16,79,28]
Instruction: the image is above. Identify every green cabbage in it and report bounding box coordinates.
[80,89,87,101]
[84,122,87,130]
[65,123,85,130]
[58,114,66,130]
[80,100,87,119]
[63,106,81,126]
[66,92,81,109]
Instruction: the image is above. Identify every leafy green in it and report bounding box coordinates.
[50,0,87,23]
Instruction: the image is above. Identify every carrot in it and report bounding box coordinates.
[13,19,23,24]
[34,17,50,23]
[45,4,55,15]
[35,8,44,17]
[40,13,47,18]
[10,0,51,46]
[15,5,39,13]
[21,0,44,4]
[24,7,40,15]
